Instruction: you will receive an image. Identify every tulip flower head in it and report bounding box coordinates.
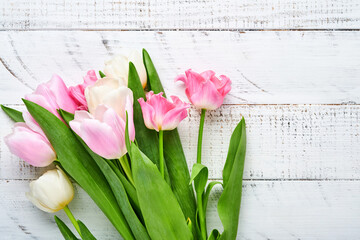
[25,74,80,118]
[175,69,231,110]
[26,166,74,213]
[138,91,190,132]
[69,70,98,110]
[69,102,135,160]
[104,49,147,88]
[85,77,134,118]
[5,123,56,167]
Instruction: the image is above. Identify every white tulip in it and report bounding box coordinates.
[103,49,147,88]
[26,166,74,213]
[85,77,134,118]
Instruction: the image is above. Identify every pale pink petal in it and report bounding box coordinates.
[175,74,187,84]
[25,93,60,118]
[217,75,232,96]
[71,119,122,159]
[190,80,223,110]
[22,111,47,138]
[162,97,189,130]
[146,91,175,127]
[124,95,136,141]
[200,70,216,80]
[102,108,127,157]
[138,98,158,131]
[45,75,78,113]
[5,123,56,167]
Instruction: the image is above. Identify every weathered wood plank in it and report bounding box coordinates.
[0,0,360,30]
[1,180,359,239]
[2,104,359,180]
[0,31,360,105]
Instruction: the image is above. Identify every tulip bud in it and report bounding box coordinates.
[103,49,147,88]
[175,69,231,110]
[26,167,74,213]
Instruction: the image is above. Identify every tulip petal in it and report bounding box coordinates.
[5,123,56,167]
[162,98,189,131]
[45,75,78,113]
[71,118,122,159]
[190,80,223,110]
[138,98,158,131]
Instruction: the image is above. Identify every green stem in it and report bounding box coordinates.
[197,193,207,240]
[159,130,164,178]
[119,155,135,186]
[197,109,206,164]
[63,205,81,237]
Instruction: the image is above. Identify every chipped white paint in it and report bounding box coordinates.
[1,31,360,105]
[0,0,360,30]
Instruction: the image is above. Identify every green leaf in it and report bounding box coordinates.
[83,145,149,240]
[208,229,221,240]
[77,220,96,240]
[54,216,78,240]
[130,143,192,240]
[143,49,196,227]
[99,71,106,78]
[23,100,134,240]
[127,62,171,184]
[203,181,222,211]
[142,49,165,96]
[189,163,208,195]
[218,118,246,240]
[1,105,24,122]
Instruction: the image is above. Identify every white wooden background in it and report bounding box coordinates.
[1,1,360,239]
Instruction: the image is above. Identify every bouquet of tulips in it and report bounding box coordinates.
[2,49,246,240]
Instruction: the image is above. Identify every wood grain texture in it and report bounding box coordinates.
[1,180,359,239]
[1,31,360,105]
[1,0,360,30]
[2,104,359,180]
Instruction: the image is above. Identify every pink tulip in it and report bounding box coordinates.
[69,100,135,160]
[69,70,98,110]
[25,74,79,118]
[5,123,56,167]
[138,91,190,132]
[175,69,231,110]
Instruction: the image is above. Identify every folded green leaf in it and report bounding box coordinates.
[77,220,96,240]
[143,49,196,228]
[54,215,78,240]
[218,118,246,240]
[208,229,220,240]
[24,100,134,240]
[130,143,192,240]
[189,163,208,195]
[203,181,222,211]
[1,105,24,122]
